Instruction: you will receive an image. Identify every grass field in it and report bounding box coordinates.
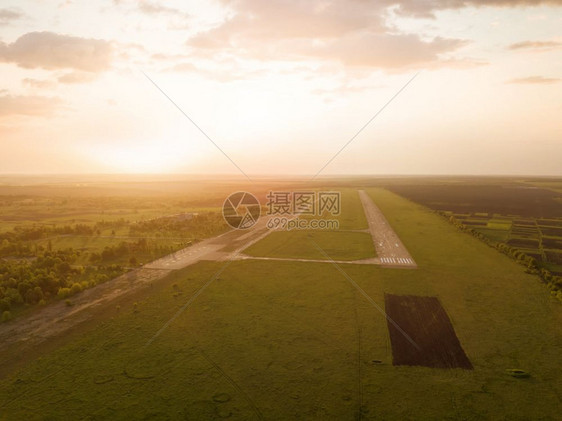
[244,230,376,261]
[244,189,375,261]
[1,187,562,419]
[328,188,368,230]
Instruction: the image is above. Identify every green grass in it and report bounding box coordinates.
[487,219,512,230]
[244,187,375,261]
[332,188,368,230]
[244,230,376,261]
[287,187,368,231]
[1,188,562,419]
[472,227,510,243]
[542,262,562,274]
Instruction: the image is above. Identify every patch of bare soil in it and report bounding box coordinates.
[384,294,472,369]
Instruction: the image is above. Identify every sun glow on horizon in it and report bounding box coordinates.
[89,139,205,173]
[0,1,561,175]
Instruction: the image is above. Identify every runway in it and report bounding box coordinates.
[358,189,417,268]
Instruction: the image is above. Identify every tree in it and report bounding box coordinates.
[0,298,10,312]
[25,286,44,305]
[56,261,71,274]
[4,288,22,306]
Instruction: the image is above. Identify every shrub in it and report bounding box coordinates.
[0,298,10,312]
[96,274,109,284]
[57,287,71,299]
[1,310,12,322]
[70,283,82,296]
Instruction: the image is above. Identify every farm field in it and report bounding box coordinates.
[1,185,561,419]
[388,181,562,277]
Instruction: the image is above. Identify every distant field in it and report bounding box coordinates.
[387,184,562,218]
[0,195,219,233]
[387,183,562,276]
[1,187,561,419]
[521,179,562,194]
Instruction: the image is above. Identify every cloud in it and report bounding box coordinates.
[112,0,190,22]
[22,78,56,89]
[507,76,560,84]
[508,40,562,50]
[138,0,189,17]
[151,52,189,61]
[0,8,23,24]
[0,31,112,72]
[0,94,62,117]
[391,0,562,17]
[189,0,384,44]
[302,34,467,69]
[186,0,469,70]
[166,61,267,82]
[57,71,98,84]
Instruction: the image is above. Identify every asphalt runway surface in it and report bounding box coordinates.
[358,190,417,268]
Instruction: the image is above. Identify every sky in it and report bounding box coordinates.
[0,0,561,176]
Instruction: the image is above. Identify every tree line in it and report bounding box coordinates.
[0,211,228,322]
[0,248,123,321]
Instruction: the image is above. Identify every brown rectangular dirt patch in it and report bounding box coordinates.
[384,294,473,369]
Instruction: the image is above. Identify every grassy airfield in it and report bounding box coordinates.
[1,187,561,419]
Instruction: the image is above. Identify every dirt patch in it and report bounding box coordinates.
[384,294,472,369]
